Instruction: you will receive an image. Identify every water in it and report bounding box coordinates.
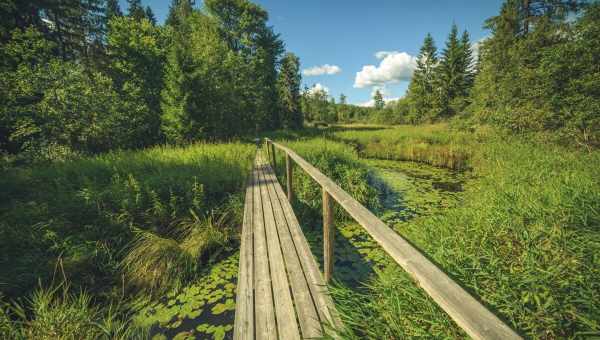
[134,158,469,339]
[302,158,470,287]
[135,253,238,340]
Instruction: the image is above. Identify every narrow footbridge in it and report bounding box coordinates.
[234,139,521,340]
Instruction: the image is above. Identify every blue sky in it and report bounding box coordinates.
[120,1,504,105]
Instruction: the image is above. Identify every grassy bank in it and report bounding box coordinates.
[333,123,472,170]
[0,143,254,338]
[268,125,600,338]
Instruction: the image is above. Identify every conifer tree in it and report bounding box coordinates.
[127,0,146,21]
[406,33,438,122]
[145,6,157,25]
[373,89,384,110]
[106,0,123,20]
[277,52,303,129]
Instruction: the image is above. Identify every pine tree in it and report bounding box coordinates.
[373,89,384,110]
[106,0,123,20]
[435,24,469,117]
[339,93,347,105]
[406,33,438,122]
[277,52,302,129]
[165,0,194,27]
[145,6,157,25]
[127,0,146,21]
[459,30,475,94]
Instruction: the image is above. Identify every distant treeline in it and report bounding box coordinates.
[303,0,599,147]
[0,0,303,161]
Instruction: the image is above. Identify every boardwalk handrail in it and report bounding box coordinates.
[264,138,521,340]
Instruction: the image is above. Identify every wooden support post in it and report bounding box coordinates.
[270,142,276,171]
[322,189,334,283]
[286,154,293,202]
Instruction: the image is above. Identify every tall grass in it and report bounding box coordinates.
[272,138,380,222]
[0,142,254,337]
[319,126,600,338]
[333,124,474,170]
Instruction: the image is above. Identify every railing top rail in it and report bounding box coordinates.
[264,138,521,340]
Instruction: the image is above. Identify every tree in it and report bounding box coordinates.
[339,93,347,105]
[204,0,284,130]
[406,33,438,122]
[373,89,384,110]
[106,0,123,20]
[166,0,194,27]
[277,52,303,129]
[107,16,166,147]
[145,6,157,25]
[127,0,146,21]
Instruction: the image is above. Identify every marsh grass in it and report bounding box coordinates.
[333,124,473,170]
[0,142,254,337]
[1,282,147,340]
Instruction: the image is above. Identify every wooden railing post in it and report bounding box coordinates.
[286,154,293,202]
[270,141,277,171]
[322,189,334,282]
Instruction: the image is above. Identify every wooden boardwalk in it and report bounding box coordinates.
[233,152,340,340]
[234,141,521,340]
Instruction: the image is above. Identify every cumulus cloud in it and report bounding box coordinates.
[354,52,417,88]
[302,64,342,76]
[305,83,329,95]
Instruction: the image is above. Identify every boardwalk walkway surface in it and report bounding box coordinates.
[233,152,340,340]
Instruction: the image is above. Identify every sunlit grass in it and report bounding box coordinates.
[0,142,254,337]
[333,123,474,169]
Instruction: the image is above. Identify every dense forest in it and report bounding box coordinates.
[0,0,303,163]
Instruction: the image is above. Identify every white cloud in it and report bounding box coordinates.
[354,52,417,88]
[302,64,342,76]
[305,83,329,95]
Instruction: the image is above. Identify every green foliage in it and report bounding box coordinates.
[470,0,599,146]
[0,142,253,298]
[0,283,146,339]
[334,124,471,170]
[277,52,303,129]
[107,16,166,147]
[405,33,438,122]
[373,89,384,110]
[323,124,600,338]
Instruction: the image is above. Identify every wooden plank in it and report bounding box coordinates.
[252,156,278,340]
[268,161,343,331]
[233,164,255,340]
[262,159,323,338]
[268,140,521,340]
[322,189,334,283]
[256,154,300,340]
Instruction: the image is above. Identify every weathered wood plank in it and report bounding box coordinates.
[268,161,342,331]
[233,164,255,340]
[262,159,323,339]
[268,140,521,340]
[252,156,278,340]
[256,154,300,340]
